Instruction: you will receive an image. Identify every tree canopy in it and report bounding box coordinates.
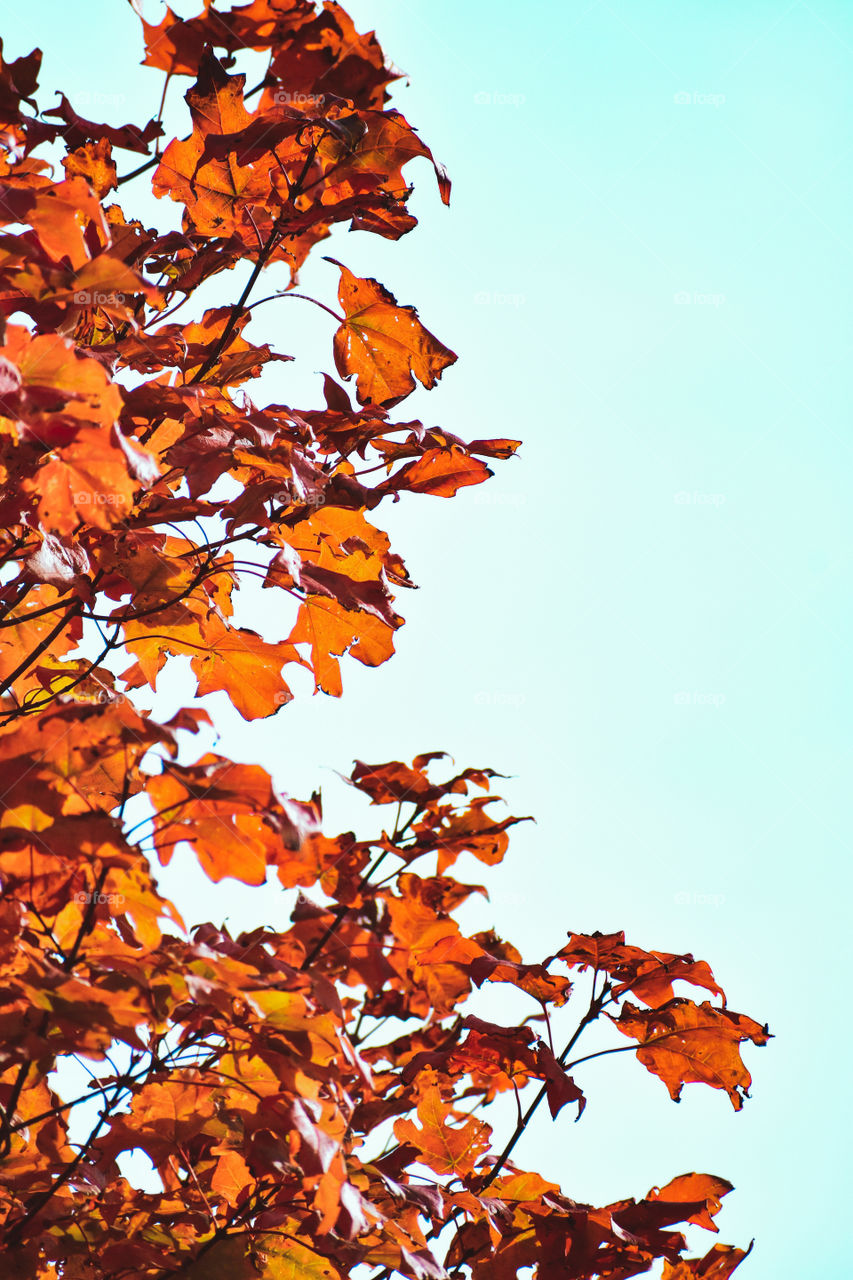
[0,5,768,1277]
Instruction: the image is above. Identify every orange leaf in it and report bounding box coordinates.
[289,594,396,696]
[211,1149,252,1207]
[330,260,456,406]
[557,930,726,1008]
[26,426,141,535]
[648,1172,733,1232]
[611,999,771,1110]
[153,52,282,239]
[191,616,301,720]
[394,1082,490,1177]
[61,138,117,198]
[383,446,491,498]
[662,1243,754,1279]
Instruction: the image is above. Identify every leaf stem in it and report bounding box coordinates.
[477,974,609,1192]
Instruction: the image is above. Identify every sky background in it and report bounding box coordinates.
[4,1,852,1275]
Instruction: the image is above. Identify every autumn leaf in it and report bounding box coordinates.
[250,1235,341,1280]
[186,1233,338,1280]
[0,324,122,439]
[148,754,319,884]
[174,305,292,384]
[140,6,210,76]
[0,584,83,699]
[123,602,303,721]
[267,5,402,110]
[191,616,302,720]
[0,177,109,271]
[394,1081,491,1176]
[211,1149,252,1206]
[329,259,457,406]
[648,1172,733,1233]
[662,1243,754,1279]
[468,945,571,1006]
[25,425,146,535]
[42,93,162,154]
[61,138,117,198]
[557,930,726,1008]
[611,999,771,1110]
[153,51,281,238]
[381,447,492,498]
[289,593,397,696]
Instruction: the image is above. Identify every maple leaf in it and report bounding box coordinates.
[267,3,402,110]
[347,755,500,807]
[122,595,303,721]
[100,1079,218,1165]
[611,999,771,1109]
[191,616,302,720]
[311,107,450,211]
[211,1148,252,1206]
[662,1243,754,1279]
[394,1081,491,1177]
[289,593,396,696]
[176,305,293,385]
[648,1173,733,1233]
[154,52,284,239]
[149,754,320,884]
[61,139,117,198]
[0,324,122,442]
[139,6,211,76]
[0,39,41,129]
[381,446,492,498]
[0,176,109,270]
[0,584,83,700]
[42,94,162,154]
[468,944,571,1006]
[185,1233,339,1280]
[558,930,726,1008]
[329,260,457,406]
[25,425,148,535]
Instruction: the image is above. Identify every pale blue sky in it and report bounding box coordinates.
[5,1,852,1275]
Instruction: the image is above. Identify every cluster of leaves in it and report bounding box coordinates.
[0,2,510,716]
[0,4,768,1279]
